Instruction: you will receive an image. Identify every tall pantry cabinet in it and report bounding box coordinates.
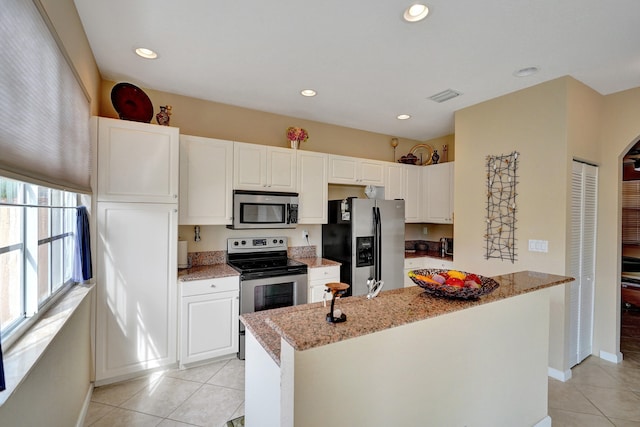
[93,117,179,384]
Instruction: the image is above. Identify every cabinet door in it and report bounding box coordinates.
[267,147,297,191]
[424,162,454,223]
[328,155,359,184]
[234,142,266,189]
[404,165,422,222]
[308,266,340,303]
[96,202,177,383]
[359,159,385,185]
[385,163,404,201]
[97,117,179,203]
[181,290,239,365]
[179,135,233,225]
[297,150,328,224]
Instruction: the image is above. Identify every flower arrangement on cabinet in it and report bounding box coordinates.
[286,127,308,149]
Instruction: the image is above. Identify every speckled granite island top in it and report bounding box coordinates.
[240,270,573,365]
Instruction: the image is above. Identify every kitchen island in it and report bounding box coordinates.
[240,271,573,427]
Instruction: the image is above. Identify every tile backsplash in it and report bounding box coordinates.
[189,245,318,267]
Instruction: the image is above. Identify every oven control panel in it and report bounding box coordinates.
[227,237,288,252]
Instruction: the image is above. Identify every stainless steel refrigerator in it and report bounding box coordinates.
[322,198,405,297]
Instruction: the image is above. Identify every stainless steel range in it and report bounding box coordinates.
[227,237,308,359]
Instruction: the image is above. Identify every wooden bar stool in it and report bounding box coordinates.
[325,282,349,323]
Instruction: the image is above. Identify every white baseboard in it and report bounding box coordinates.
[76,383,94,427]
[599,350,623,363]
[534,415,552,427]
[547,366,572,382]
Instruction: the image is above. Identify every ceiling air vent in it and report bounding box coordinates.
[428,89,462,103]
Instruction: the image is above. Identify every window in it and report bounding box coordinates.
[0,176,78,340]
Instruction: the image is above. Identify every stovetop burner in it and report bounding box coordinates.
[227,256,306,273]
[226,236,307,278]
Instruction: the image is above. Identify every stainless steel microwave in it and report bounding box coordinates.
[229,190,299,229]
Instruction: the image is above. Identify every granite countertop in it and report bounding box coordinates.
[178,264,240,282]
[295,257,341,268]
[240,271,573,365]
[177,257,340,282]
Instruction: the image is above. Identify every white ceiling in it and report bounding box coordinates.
[74,0,640,141]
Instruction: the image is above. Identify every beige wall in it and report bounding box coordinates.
[455,75,640,369]
[100,79,455,164]
[0,293,93,426]
[595,87,640,358]
[454,77,570,277]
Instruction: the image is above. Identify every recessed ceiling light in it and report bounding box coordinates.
[513,66,539,77]
[135,47,158,59]
[300,89,317,97]
[403,4,429,22]
[397,114,411,120]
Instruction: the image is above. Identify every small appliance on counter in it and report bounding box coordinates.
[440,237,454,257]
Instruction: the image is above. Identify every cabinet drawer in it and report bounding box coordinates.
[404,258,426,270]
[308,266,340,282]
[181,276,239,297]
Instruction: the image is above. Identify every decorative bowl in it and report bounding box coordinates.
[408,269,499,299]
[398,153,419,164]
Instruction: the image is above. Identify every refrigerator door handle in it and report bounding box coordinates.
[374,206,382,282]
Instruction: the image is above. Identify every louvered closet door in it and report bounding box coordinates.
[569,161,598,367]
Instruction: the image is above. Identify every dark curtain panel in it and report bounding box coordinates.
[72,206,92,282]
[0,338,5,391]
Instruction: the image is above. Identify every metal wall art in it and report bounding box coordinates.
[485,151,519,262]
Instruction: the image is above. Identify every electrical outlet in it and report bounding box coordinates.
[422,227,428,235]
[302,230,309,240]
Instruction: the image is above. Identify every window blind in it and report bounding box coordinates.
[0,0,91,193]
[622,181,640,244]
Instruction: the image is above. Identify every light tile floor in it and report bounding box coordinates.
[84,358,245,427]
[549,307,640,426]
[84,309,640,427]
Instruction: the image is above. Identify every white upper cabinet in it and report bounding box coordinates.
[234,142,297,191]
[385,163,404,201]
[328,155,385,185]
[404,165,422,222]
[423,162,454,223]
[297,150,328,224]
[97,117,179,203]
[384,163,422,222]
[179,135,233,225]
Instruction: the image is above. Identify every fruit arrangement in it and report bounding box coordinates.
[408,269,499,299]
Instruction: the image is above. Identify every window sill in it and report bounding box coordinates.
[0,284,94,407]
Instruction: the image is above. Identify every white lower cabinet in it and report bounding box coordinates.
[95,202,177,384]
[180,276,239,367]
[403,257,455,287]
[308,265,340,303]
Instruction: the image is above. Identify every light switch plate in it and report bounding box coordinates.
[528,239,549,253]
